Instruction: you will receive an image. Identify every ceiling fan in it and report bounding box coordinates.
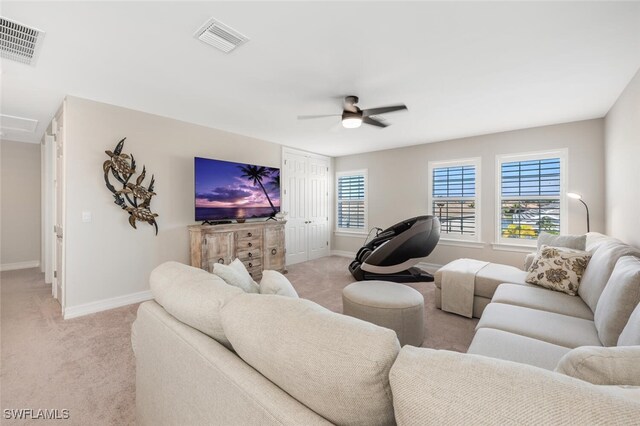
[298,96,408,129]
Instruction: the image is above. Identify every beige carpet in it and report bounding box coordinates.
[1,256,477,425]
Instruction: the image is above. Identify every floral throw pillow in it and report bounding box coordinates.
[525,245,592,296]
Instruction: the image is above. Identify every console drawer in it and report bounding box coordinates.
[236,238,263,250]
[237,249,262,261]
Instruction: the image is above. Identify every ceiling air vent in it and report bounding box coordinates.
[0,17,45,66]
[194,18,249,53]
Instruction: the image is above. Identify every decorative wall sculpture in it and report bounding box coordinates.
[103,138,158,235]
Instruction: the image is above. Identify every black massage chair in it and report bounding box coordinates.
[348,215,440,282]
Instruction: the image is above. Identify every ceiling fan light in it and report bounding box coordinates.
[342,117,362,128]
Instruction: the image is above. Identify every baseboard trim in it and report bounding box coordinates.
[64,290,153,319]
[0,260,41,272]
[416,261,443,273]
[330,250,356,258]
[330,252,441,272]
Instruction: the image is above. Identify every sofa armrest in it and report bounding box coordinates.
[389,346,640,425]
[523,252,536,271]
[555,346,640,386]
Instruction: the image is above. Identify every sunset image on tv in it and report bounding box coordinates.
[195,157,280,221]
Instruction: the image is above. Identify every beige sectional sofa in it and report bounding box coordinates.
[462,233,640,370]
[132,260,640,425]
[433,232,629,319]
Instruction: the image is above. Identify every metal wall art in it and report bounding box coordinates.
[103,138,159,234]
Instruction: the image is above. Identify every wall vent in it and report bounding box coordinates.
[0,114,38,133]
[194,18,249,53]
[0,17,45,66]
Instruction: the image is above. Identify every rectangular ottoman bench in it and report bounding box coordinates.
[434,261,530,318]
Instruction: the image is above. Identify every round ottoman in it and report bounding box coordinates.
[342,281,425,346]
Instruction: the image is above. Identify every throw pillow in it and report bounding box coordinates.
[228,258,260,293]
[259,270,299,298]
[537,231,587,251]
[213,259,259,293]
[525,245,591,295]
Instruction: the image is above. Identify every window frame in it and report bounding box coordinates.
[427,157,482,243]
[495,149,568,248]
[335,169,368,236]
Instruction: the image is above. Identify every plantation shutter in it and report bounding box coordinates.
[432,165,476,236]
[500,158,561,239]
[337,174,366,229]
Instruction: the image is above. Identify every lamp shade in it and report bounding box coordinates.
[567,192,582,200]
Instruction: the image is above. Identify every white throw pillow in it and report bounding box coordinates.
[213,259,259,293]
[260,270,299,298]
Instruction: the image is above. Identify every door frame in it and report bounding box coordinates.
[41,131,55,287]
[51,103,66,312]
[281,147,333,264]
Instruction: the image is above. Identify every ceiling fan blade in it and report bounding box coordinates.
[363,116,388,128]
[297,114,342,120]
[362,105,407,117]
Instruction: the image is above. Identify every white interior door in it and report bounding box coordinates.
[282,149,330,265]
[283,151,308,265]
[53,117,65,309]
[307,157,329,260]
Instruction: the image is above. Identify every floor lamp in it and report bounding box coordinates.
[568,192,590,232]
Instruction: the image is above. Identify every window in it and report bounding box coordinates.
[497,150,567,245]
[336,170,367,233]
[428,158,480,241]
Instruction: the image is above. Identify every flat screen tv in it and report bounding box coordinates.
[194,157,280,222]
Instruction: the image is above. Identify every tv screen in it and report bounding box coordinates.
[194,157,280,222]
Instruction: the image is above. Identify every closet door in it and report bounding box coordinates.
[283,151,308,265]
[282,149,330,265]
[307,157,330,260]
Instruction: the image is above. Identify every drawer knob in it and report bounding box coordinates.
[248,242,252,247]
[271,248,277,255]
[247,232,252,237]
[248,262,253,267]
[218,258,224,264]
[248,252,253,258]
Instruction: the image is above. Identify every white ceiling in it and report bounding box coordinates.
[2,1,640,156]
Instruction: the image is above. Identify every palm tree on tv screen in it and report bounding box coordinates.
[238,165,277,216]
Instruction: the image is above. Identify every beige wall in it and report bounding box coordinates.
[334,119,605,268]
[605,69,640,248]
[64,97,282,309]
[1,140,41,267]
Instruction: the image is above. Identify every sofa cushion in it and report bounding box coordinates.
[594,256,640,346]
[585,232,619,252]
[389,346,640,425]
[618,302,640,346]
[259,270,299,298]
[537,231,587,251]
[149,261,243,348]
[492,283,593,320]
[525,246,591,296]
[578,241,640,312]
[477,303,601,348]
[467,328,571,370]
[221,293,399,426]
[555,346,640,386]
